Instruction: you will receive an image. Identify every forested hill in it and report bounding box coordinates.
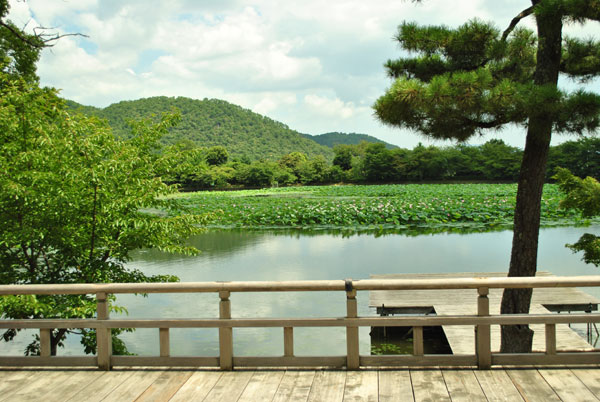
[303,132,398,149]
[66,96,334,161]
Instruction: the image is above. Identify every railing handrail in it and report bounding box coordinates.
[2,275,600,371]
[3,275,600,295]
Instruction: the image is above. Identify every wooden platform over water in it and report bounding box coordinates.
[369,272,600,354]
[3,366,600,401]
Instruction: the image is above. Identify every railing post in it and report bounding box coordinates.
[476,287,491,369]
[413,326,424,356]
[284,327,294,357]
[546,324,557,355]
[345,279,359,370]
[96,292,112,370]
[40,329,51,357]
[219,291,233,370]
[159,328,170,357]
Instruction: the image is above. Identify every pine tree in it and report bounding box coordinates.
[374,1,600,352]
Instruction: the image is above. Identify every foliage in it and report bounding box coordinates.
[554,167,600,266]
[371,342,410,355]
[173,183,591,230]
[297,156,329,184]
[155,136,597,190]
[374,1,600,352]
[0,0,42,81]
[303,132,398,149]
[235,161,277,187]
[332,145,353,171]
[0,74,208,355]
[278,151,308,177]
[205,145,229,166]
[375,17,599,141]
[67,96,334,161]
[555,168,600,217]
[362,143,398,182]
[548,137,600,180]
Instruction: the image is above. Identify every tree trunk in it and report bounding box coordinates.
[500,3,563,353]
[50,329,66,356]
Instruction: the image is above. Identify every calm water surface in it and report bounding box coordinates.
[117,225,600,357]
[4,225,599,356]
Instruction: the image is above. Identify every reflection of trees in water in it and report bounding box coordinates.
[131,222,600,262]
[267,224,514,239]
[130,230,268,262]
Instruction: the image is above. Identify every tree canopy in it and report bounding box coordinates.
[0,0,85,81]
[375,18,599,141]
[555,168,600,266]
[375,0,600,353]
[0,0,41,81]
[0,72,207,355]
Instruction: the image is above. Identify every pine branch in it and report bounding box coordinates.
[560,37,600,80]
[502,6,535,42]
[563,0,600,23]
[467,118,504,129]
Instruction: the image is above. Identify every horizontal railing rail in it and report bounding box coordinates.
[3,275,600,295]
[1,276,600,370]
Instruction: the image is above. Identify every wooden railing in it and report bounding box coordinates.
[1,276,600,370]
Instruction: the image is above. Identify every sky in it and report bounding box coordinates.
[7,0,599,149]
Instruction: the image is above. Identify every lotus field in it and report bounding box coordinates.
[173,183,596,230]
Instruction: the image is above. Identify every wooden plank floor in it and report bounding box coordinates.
[370,272,600,354]
[2,367,600,401]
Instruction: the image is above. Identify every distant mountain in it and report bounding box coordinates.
[302,132,398,149]
[66,97,334,161]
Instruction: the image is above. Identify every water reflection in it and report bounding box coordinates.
[4,225,599,357]
[116,225,600,357]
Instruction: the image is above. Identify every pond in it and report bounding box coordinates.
[116,225,600,357]
[4,225,600,356]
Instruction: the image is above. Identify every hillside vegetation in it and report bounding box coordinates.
[302,132,398,149]
[67,96,334,161]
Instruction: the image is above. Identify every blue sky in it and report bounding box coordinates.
[8,0,599,149]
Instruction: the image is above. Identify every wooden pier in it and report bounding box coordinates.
[370,272,600,354]
[3,366,600,401]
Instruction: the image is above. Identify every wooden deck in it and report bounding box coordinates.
[2,366,600,401]
[370,272,600,354]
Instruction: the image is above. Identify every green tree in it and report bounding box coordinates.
[332,145,353,170]
[363,143,396,182]
[297,156,329,184]
[159,142,208,186]
[236,161,275,187]
[278,152,308,176]
[374,2,600,352]
[205,145,229,166]
[0,74,206,355]
[407,144,449,181]
[548,137,600,179]
[554,168,600,266]
[1,0,41,81]
[479,139,522,180]
[0,0,85,82]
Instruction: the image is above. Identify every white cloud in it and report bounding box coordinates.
[153,7,265,60]
[252,93,297,115]
[304,94,360,119]
[7,0,599,149]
